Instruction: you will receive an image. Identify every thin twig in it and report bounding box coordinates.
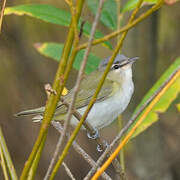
[49,1,106,179]
[79,20,86,38]
[0,0,6,33]
[62,162,76,180]
[77,0,164,51]
[51,121,111,180]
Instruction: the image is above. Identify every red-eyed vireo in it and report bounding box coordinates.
[16,54,138,130]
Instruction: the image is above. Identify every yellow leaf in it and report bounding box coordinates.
[62,87,68,96]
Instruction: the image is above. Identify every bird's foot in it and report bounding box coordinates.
[87,128,99,139]
[97,140,109,152]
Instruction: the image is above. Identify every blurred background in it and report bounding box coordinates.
[0,0,180,179]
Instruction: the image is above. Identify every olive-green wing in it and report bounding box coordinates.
[55,71,113,115]
[16,71,113,117]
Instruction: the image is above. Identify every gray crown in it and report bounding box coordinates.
[99,54,128,69]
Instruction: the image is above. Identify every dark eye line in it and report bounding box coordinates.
[111,62,129,70]
[119,62,129,67]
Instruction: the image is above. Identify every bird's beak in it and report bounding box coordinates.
[128,57,139,63]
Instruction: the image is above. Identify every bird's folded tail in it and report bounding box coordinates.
[14,107,45,117]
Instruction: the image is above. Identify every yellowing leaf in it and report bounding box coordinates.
[130,57,180,138]
[62,87,68,96]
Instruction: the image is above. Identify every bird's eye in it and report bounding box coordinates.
[113,64,120,69]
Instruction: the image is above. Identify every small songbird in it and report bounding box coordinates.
[16,54,138,130]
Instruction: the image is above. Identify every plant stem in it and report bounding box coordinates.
[20,1,85,179]
[27,137,46,180]
[0,144,9,180]
[0,0,6,33]
[0,127,18,180]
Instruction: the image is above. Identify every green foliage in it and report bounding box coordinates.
[122,0,157,13]
[87,0,117,30]
[4,4,112,49]
[130,57,180,138]
[34,42,101,74]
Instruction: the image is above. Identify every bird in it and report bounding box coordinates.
[16,54,138,131]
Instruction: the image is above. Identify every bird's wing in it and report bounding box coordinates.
[16,71,113,117]
[55,71,113,115]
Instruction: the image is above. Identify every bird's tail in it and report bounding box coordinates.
[14,106,45,117]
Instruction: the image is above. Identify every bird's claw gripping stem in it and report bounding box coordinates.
[87,128,99,139]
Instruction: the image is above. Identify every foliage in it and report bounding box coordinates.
[122,0,158,12]
[34,42,101,74]
[131,57,180,138]
[4,4,112,49]
[87,0,117,30]
[4,1,161,69]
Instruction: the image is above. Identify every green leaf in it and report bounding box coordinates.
[87,0,117,30]
[34,42,101,74]
[122,0,158,13]
[131,57,180,138]
[4,4,112,49]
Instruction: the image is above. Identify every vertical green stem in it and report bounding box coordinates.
[27,136,46,180]
[0,127,18,180]
[0,145,9,180]
[20,1,85,179]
